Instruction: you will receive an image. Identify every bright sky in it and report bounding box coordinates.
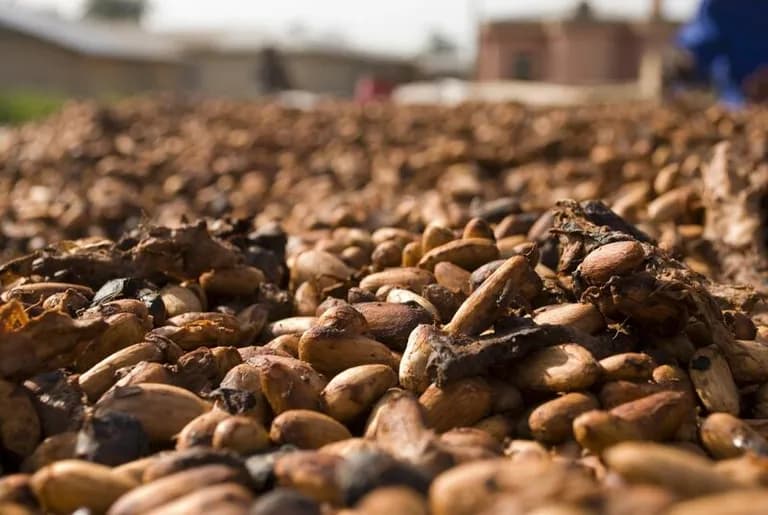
[13,0,700,55]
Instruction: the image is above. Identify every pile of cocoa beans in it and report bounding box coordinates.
[1,97,768,514]
[2,97,768,286]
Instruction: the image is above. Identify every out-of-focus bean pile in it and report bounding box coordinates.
[1,96,768,514]
[1,98,766,260]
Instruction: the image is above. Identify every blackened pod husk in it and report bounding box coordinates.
[257,283,293,321]
[91,277,144,306]
[75,412,149,466]
[138,288,167,326]
[24,370,85,437]
[421,284,464,324]
[335,451,430,506]
[249,488,321,515]
[249,222,288,258]
[244,445,299,492]
[247,247,286,286]
[210,388,261,416]
[469,197,521,223]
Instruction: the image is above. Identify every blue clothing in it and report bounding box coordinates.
[678,0,768,106]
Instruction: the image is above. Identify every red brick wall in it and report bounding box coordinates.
[547,22,635,84]
[476,19,678,84]
[476,23,547,81]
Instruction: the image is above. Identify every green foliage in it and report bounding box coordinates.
[83,0,148,22]
[0,91,65,125]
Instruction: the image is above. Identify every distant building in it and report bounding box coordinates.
[281,47,417,97]
[0,5,420,99]
[0,7,184,96]
[175,32,419,98]
[475,0,679,85]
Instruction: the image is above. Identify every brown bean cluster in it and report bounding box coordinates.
[2,97,768,281]
[1,97,768,514]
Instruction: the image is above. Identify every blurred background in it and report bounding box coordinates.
[0,0,699,122]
